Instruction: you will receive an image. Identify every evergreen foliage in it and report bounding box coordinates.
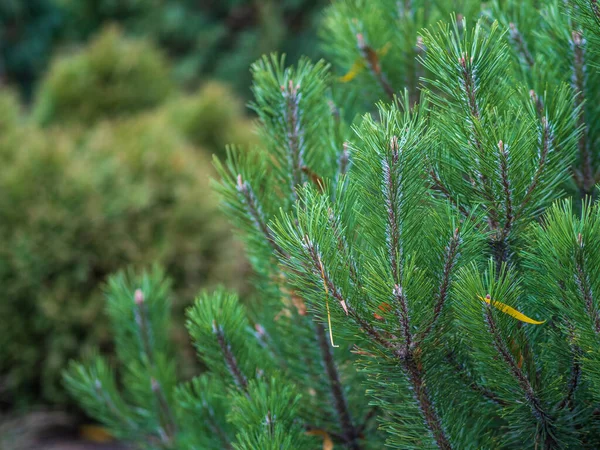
[0,101,241,408]
[65,0,600,449]
[0,0,327,96]
[33,26,173,125]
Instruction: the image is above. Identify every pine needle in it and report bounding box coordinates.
[318,254,339,347]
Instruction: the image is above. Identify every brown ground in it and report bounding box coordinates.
[0,411,130,450]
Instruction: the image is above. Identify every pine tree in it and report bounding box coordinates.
[64,1,600,449]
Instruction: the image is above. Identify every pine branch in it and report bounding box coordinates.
[405,356,452,450]
[303,237,453,448]
[327,207,360,288]
[213,321,249,393]
[236,174,288,257]
[458,54,499,228]
[356,33,395,100]
[484,306,558,448]
[134,290,177,444]
[498,140,514,238]
[574,234,600,333]
[508,23,535,68]
[282,80,307,200]
[516,115,554,220]
[93,379,138,430]
[446,353,507,407]
[384,135,403,285]
[570,30,593,196]
[557,326,582,411]
[416,228,461,344]
[314,322,362,450]
[427,164,471,220]
[303,236,403,357]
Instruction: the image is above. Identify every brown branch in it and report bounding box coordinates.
[498,140,514,239]
[484,307,558,448]
[383,136,403,285]
[213,321,249,393]
[393,284,412,354]
[445,353,507,407]
[416,228,461,344]
[557,326,582,411]
[427,165,471,220]
[314,322,363,450]
[516,115,553,220]
[571,30,594,196]
[356,33,395,101]
[405,356,453,450]
[281,80,307,199]
[237,174,288,258]
[508,23,535,68]
[338,142,350,178]
[459,54,499,229]
[574,234,600,333]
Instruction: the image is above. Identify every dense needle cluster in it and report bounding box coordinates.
[65,1,600,449]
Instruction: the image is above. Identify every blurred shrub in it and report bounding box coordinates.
[33,26,173,125]
[0,89,21,131]
[166,81,257,158]
[2,0,325,97]
[0,110,242,407]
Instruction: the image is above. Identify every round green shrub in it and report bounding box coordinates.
[0,110,241,407]
[166,81,257,158]
[33,25,173,126]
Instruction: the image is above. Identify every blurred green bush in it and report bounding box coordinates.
[33,26,173,125]
[166,81,258,158]
[0,29,252,408]
[1,0,326,97]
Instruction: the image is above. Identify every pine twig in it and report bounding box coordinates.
[508,23,535,68]
[416,228,461,344]
[574,233,600,333]
[282,80,307,200]
[516,114,553,221]
[459,54,499,229]
[134,290,177,444]
[571,30,594,197]
[213,321,249,394]
[557,325,582,411]
[314,322,363,450]
[356,33,396,101]
[484,307,558,448]
[383,136,403,286]
[498,140,514,238]
[237,174,288,258]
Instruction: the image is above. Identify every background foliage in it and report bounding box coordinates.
[0,26,255,410]
[0,0,326,98]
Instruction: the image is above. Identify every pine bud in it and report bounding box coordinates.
[134,289,144,305]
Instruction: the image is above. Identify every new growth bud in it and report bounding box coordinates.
[134,289,144,305]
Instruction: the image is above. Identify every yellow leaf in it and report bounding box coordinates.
[339,60,365,82]
[339,42,391,82]
[478,295,545,325]
[306,429,334,450]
